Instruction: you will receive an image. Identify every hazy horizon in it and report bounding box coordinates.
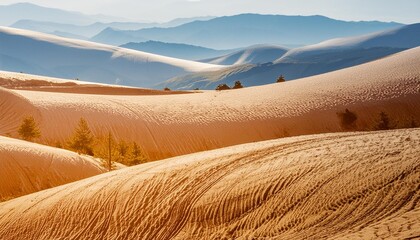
[1,0,420,24]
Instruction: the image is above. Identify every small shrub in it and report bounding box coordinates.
[68,118,94,155]
[337,109,358,130]
[216,84,230,91]
[375,112,394,130]
[164,87,171,91]
[232,80,244,89]
[194,88,200,91]
[127,142,147,166]
[18,116,41,141]
[276,75,286,83]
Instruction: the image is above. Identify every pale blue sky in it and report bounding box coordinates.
[2,0,420,23]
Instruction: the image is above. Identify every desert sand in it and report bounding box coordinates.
[0,136,108,202]
[1,47,419,161]
[0,71,189,95]
[0,129,418,239]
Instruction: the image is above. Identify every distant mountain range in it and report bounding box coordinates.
[0,27,224,87]
[10,16,216,40]
[92,14,403,48]
[120,41,236,61]
[10,20,156,39]
[0,3,126,26]
[160,23,420,90]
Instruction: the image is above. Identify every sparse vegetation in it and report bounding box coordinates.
[18,116,41,141]
[276,75,286,83]
[337,109,358,130]
[232,80,244,89]
[68,118,94,155]
[375,111,394,130]
[164,87,171,91]
[216,84,231,91]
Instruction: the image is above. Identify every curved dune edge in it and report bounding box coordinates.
[0,71,190,95]
[0,87,40,136]
[0,136,108,201]
[0,129,419,239]
[2,47,419,160]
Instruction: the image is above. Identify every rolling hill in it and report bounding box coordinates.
[91,14,402,48]
[0,129,418,239]
[201,44,288,65]
[0,27,224,87]
[120,41,236,60]
[278,23,420,63]
[1,47,419,160]
[0,135,108,202]
[164,23,420,90]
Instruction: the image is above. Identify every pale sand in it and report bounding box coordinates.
[0,129,418,239]
[1,47,419,160]
[0,136,108,202]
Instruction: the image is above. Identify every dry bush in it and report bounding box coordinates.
[374,111,396,130]
[276,75,286,83]
[216,84,230,91]
[68,118,94,156]
[337,109,358,130]
[232,81,244,89]
[18,116,41,141]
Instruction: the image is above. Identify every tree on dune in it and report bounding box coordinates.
[18,116,41,142]
[232,80,244,89]
[337,109,358,130]
[276,75,286,83]
[68,117,94,156]
[216,83,230,91]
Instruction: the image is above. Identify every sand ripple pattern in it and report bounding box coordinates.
[0,129,418,239]
[1,48,419,160]
[0,136,107,201]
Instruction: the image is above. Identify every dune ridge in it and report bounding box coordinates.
[0,136,108,201]
[0,87,40,136]
[1,47,419,160]
[0,129,418,239]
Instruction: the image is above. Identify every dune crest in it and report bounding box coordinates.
[0,136,109,201]
[0,129,418,239]
[1,47,419,160]
[0,87,40,136]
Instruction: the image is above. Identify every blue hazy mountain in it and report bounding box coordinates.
[11,20,156,39]
[0,2,125,26]
[10,17,217,40]
[160,23,420,90]
[201,45,288,65]
[120,41,236,60]
[92,14,403,48]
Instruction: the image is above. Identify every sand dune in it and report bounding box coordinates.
[1,47,419,160]
[201,44,288,65]
[0,70,189,95]
[0,136,108,202]
[0,129,418,239]
[0,26,224,87]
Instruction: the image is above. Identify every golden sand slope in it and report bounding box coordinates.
[0,70,189,95]
[0,136,108,201]
[1,47,420,160]
[0,129,418,239]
